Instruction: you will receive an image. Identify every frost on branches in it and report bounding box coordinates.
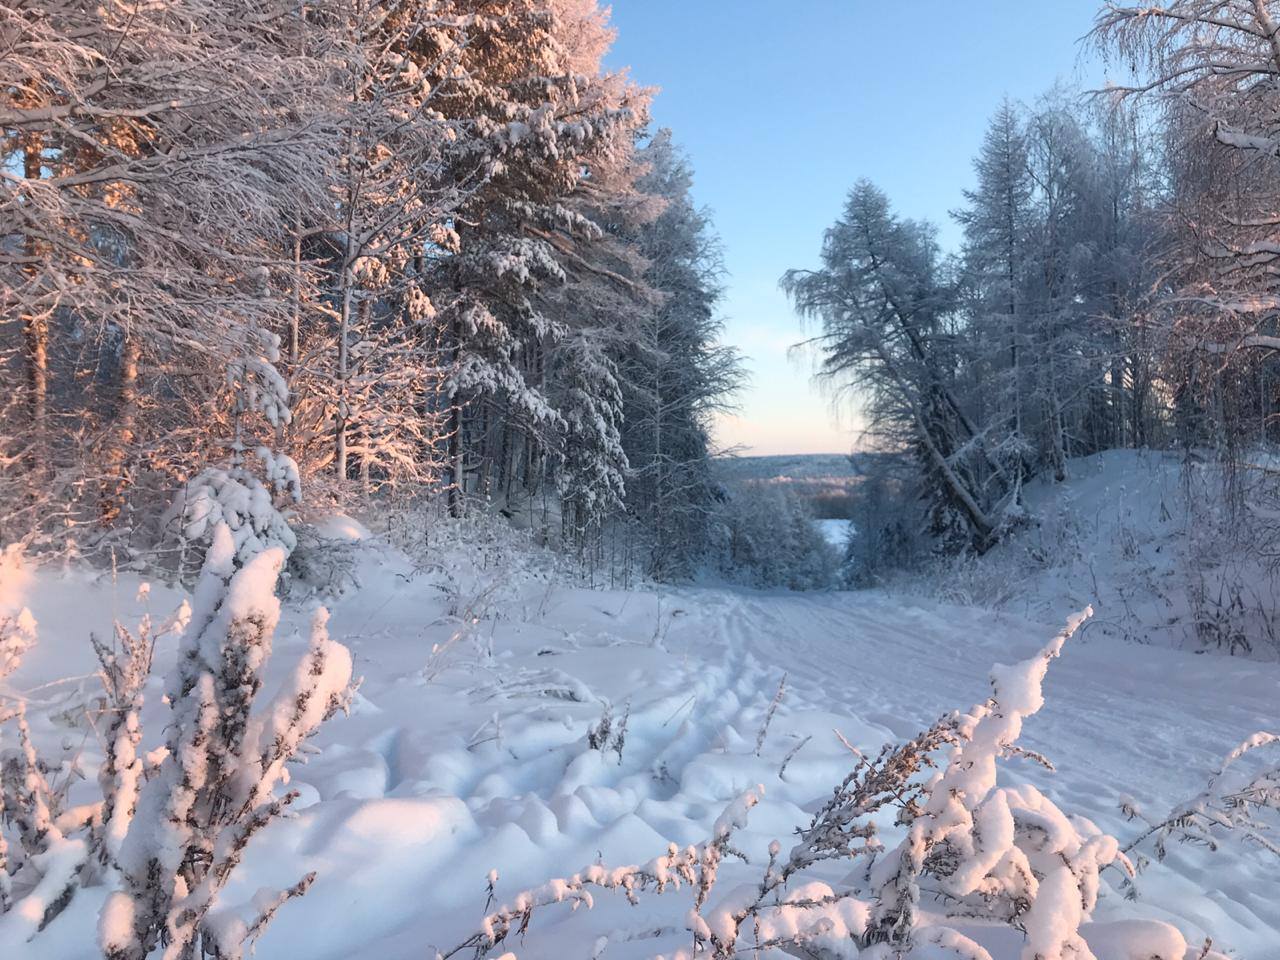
[445,609,1221,960]
[0,547,40,925]
[0,598,35,686]
[1123,730,1280,868]
[0,593,87,947]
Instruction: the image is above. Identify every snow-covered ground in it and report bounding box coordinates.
[890,450,1280,664]
[6,517,1278,958]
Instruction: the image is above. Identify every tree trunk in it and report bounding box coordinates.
[100,336,140,524]
[448,403,464,517]
[1047,385,1068,483]
[21,137,48,473]
[335,260,352,483]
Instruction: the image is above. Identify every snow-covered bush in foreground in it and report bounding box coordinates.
[0,591,189,948]
[443,608,1223,960]
[102,524,352,960]
[0,547,39,921]
[0,523,353,957]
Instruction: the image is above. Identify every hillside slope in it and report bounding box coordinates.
[907,450,1280,661]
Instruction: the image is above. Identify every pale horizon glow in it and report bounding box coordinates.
[605,1,1109,456]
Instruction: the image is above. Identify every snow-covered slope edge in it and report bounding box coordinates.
[901,449,1280,661]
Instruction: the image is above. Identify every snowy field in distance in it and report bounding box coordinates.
[816,517,854,549]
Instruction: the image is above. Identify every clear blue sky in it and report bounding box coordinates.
[605,1,1111,456]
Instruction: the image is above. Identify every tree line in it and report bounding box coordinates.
[1,0,742,581]
[790,1,1280,572]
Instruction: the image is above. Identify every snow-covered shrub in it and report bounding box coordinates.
[101,523,353,960]
[926,551,1030,611]
[1186,570,1255,655]
[0,548,41,924]
[166,321,301,575]
[1179,461,1280,657]
[862,609,1123,955]
[0,613,87,944]
[443,608,1223,960]
[0,706,86,939]
[90,599,190,870]
[0,544,35,684]
[1123,731,1280,866]
[284,519,367,600]
[441,788,768,960]
[0,609,35,688]
[586,700,629,762]
[715,483,839,590]
[389,506,586,614]
[1,522,352,956]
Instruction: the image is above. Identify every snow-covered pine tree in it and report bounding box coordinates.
[954,99,1036,492]
[173,288,301,571]
[552,331,629,542]
[1019,95,1102,483]
[522,101,659,551]
[423,0,649,515]
[783,182,1015,552]
[619,132,743,580]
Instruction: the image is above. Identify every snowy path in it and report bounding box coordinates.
[12,557,1280,958]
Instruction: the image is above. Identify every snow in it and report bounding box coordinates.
[4,463,1279,958]
[929,449,1280,661]
[0,836,87,949]
[312,513,373,543]
[816,518,854,549]
[1080,919,1191,960]
[1021,864,1087,960]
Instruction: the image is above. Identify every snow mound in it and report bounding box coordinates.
[312,512,373,542]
